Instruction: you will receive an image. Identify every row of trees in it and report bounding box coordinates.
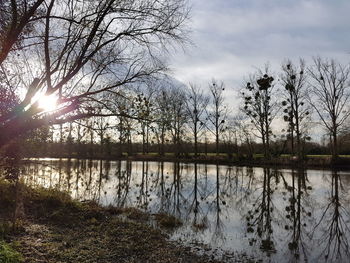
[0,1,349,161]
[23,78,230,158]
[22,57,350,161]
[242,58,350,160]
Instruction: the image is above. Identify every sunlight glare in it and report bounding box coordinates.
[38,94,58,112]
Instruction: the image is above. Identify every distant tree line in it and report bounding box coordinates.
[14,57,350,161]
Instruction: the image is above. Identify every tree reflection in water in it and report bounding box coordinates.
[188,163,207,230]
[5,159,350,262]
[113,160,132,207]
[283,169,312,262]
[208,164,225,244]
[313,170,350,262]
[245,168,277,256]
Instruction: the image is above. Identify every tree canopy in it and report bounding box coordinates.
[0,0,189,147]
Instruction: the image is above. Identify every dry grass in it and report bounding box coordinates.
[0,179,220,263]
[154,213,183,228]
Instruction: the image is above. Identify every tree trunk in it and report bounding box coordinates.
[332,130,338,161]
[194,120,198,157]
[161,128,165,156]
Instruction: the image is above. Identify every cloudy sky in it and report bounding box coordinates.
[169,0,350,94]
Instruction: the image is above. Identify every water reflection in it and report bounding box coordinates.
[4,159,350,262]
[313,171,350,262]
[284,169,310,262]
[245,168,277,256]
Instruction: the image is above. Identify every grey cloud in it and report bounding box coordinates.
[170,0,350,89]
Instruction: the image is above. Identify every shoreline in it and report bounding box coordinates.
[0,180,223,263]
[20,154,350,171]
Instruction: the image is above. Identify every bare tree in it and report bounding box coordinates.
[135,92,154,155]
[241,70,278,159]
[0,0,45,65]
[154,86,172,156]
[95,115,114,156]
[115,94,136,156]
[185,83,209,157]
[281,59,310,159]
[0,0,190,148]
[168,87,187,157]
[207,79,227,156]
[234,115,256,158]
[308,57,350,160]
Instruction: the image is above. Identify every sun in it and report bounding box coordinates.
[37,94,58,112]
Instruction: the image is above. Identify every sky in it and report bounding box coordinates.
[169,0,350,98]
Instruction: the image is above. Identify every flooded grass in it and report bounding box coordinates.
[154,213,183,228]
[124,207,150,221]
[0,179,221,263]
[192,221,208,231]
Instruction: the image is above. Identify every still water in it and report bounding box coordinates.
[16,159,350,262]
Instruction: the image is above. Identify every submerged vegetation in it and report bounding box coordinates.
[154,213,183,228]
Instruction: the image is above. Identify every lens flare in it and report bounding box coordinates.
[38,94,58,112]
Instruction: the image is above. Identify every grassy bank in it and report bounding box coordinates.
[0,179,221,263]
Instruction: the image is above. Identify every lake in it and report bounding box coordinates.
[13,158,350,262]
